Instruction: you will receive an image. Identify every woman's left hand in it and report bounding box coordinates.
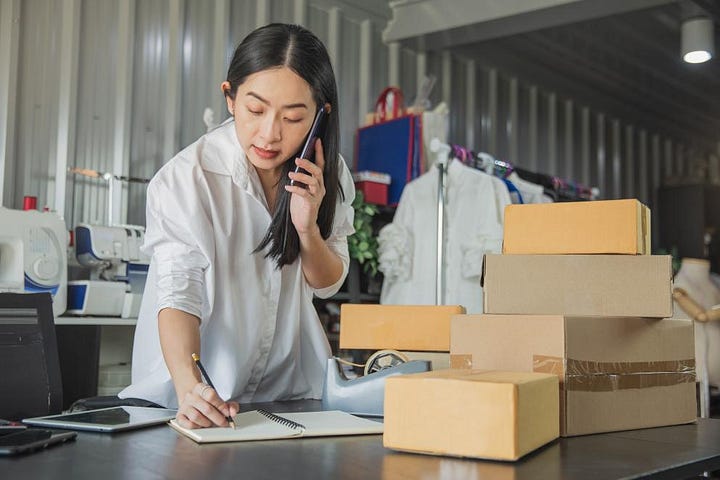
[286,138,326,236]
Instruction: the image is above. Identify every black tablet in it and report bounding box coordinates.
[0,429,76,456]
[23,406,177,433]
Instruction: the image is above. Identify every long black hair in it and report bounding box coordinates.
[224,23,342,268]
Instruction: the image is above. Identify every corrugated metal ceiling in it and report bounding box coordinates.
[450,3,720,153]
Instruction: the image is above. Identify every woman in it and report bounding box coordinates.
[119,23,355,429]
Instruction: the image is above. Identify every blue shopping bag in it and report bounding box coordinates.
[355,114,423,205]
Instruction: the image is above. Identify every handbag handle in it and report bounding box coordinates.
[374,87,404,123]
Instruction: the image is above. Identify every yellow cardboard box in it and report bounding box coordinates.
[503,199,650,254]
[384,369,559,461]
[339,304,465,351]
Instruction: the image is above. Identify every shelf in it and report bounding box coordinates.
[56,316,138,326]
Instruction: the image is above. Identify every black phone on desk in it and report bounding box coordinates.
[0,428,76,456]
[290,103,331,187]
[0,419,27,433]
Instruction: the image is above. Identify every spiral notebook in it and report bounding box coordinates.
[169,410,383,444]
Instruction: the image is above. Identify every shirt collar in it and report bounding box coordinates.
[199,118,268,207]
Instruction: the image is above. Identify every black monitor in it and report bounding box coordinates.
[0,293,63,420]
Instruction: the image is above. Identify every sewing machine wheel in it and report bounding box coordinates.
[364,349,410,376]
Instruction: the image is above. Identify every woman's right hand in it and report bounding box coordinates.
[176,382,240,429]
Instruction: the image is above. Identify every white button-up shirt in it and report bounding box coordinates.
[119,120,355,408]
[378,161,507,313]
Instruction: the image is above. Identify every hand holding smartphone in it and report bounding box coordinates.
[290,103,331,187]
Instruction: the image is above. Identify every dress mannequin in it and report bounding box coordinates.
[675,258,720,308]
[673,258,720,398]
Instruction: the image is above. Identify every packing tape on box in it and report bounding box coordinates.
[533,355,696,392]
[449,354,472,369]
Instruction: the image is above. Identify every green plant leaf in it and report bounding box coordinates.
[347,190,380,280]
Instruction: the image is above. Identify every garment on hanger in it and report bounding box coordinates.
[450,146,512,218]
[489,173,512,223]
[377,161,507,313]
[512,167,593,202]
[506,172,553,204]
[672,258,720,389]
[503,178,524,204]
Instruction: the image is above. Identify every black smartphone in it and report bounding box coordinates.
[290,103,331,187]
[0,428,77,456]
[0,419,27,433]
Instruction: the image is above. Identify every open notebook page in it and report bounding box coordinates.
[169,410,383,444]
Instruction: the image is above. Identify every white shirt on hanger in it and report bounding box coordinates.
[119,120,355,408]
[378,161,507,313]
[506,171,553,204]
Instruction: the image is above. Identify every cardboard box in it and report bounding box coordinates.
[353,171,391,205]
[340,304,465,351]
[502,199,651,254]
[384,369,559,461]
[482,254,672,318]
[450,315,697,436]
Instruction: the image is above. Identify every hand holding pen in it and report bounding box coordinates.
[187,353,237,429]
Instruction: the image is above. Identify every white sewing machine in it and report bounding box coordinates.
[0,207,68,318]
[67,224,149,317]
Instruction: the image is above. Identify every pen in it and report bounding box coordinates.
[191,353,236,429]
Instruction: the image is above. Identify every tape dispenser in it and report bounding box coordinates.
[321,350,431,417]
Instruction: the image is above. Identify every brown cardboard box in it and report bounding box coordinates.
[383,369,559,461]
[450,315,697,436]
[502,199,650,254]
[482,254,672,318]
[339,304,465,351]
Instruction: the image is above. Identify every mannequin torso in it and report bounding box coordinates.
[673,258,720,391]
[674,258,720,309]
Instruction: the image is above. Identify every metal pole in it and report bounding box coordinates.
[105,173,115,226]
[431,139,450,305]
[436,162,445,305]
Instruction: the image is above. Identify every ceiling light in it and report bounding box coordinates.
[681,17,714,64]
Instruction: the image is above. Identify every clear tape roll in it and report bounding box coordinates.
[363,349,409,376]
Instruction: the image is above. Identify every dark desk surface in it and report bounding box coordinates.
[4,400,720,480]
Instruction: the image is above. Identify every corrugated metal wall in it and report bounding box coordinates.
[72,0,118,226]
[11,0,63,210]
[2,0,718,229]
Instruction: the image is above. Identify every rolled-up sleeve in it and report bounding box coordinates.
[142,178,210,320]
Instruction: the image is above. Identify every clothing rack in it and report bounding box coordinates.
[450,144,599,202]
[429,138,451,306]
[427,139,600,306]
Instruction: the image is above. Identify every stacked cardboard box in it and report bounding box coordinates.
[339,304,464,370]
[451,199,697,437]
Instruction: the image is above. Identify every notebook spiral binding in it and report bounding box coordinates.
[256,409,306,432]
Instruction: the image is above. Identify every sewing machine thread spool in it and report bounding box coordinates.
[23,196,37,211]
